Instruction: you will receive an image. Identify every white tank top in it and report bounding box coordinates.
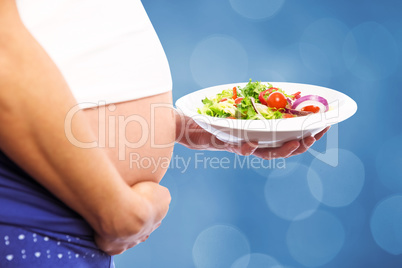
[16,0,172,108]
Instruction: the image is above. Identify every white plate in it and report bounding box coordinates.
[175,82,357,147]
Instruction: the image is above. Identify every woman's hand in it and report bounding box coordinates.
[94,181,171,255]
[175,110,330,159]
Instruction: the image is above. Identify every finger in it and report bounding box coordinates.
[95,235,126,256]
[226,141,259,156]
[126,241,141,250]
[153,222,162,231]
[288,136,315,157]
[131,182,171,224]
[314,126,330,141]
[152,187,171,224]
[139,235,150,243]
[237,127,330,156]
[139,221,161,244]
[253,140,300,160]
[148,222,162,235]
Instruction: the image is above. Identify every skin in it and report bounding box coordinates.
[83,92,176,186]
[0,0,170,255]
[0,0,329,256]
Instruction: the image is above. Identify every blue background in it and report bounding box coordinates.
[115,0,402,267]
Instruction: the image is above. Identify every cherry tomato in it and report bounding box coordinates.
[227,116,236,119]
[301,105,320,113]
[282,114,294,118]
[267,92,287,109]
[232,87,237,99]
[234,97,244,106]
[219,98,228,102]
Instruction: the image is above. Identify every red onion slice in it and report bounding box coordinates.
[291,95,329,112]
[250,97,262,115]
[286,97,293,107]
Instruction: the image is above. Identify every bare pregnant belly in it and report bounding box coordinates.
[84,91,175,186]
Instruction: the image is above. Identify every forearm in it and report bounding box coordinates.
[0,2,142,238]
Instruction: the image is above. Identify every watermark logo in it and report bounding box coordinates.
[129,151,286,174]
[64,99,340,171]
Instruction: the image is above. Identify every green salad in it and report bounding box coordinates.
[197,80,329,120]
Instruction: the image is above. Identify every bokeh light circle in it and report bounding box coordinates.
[343,21,398,81]
[252,157,301,179]
[375,134,402,192]
[190,35,248,88]
[301,18,351,76]
[264,162,322,221]
[231,253,281,268]
[299,42,331,78]
[286,210,345,267]
[229,0,285,20]
[193,225,250,268]
[270,43,330,85]
[308,148,365,207]
[370,195,402,255]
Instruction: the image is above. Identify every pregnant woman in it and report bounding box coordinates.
[0,0,328,267]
